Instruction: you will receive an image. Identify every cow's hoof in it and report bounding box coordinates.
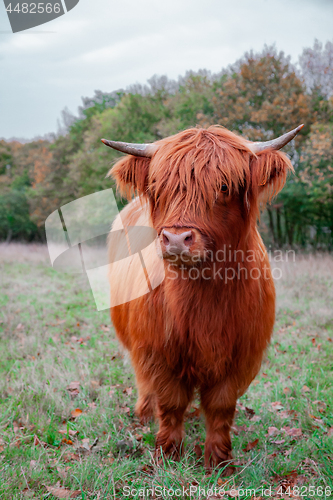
[155,432,184,461]
[205,446,234,476]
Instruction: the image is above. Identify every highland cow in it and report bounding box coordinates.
[102,124,303,473]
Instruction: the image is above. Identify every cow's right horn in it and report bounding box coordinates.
[101,139,157,158]
[249,124,304,154]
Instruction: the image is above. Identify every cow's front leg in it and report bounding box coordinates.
[155,377,193,460]
[200,382,236,474]
[134,368,156,424]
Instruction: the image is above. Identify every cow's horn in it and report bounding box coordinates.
[101,139,157,158]
[249,124,304,154]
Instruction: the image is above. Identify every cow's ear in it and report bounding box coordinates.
[108,155,150,199]
[250,150,294,203]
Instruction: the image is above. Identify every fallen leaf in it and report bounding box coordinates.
[121,406,130,415]
[250,415,261,423]
[279,410,297,420]
[231,424,247,435]
[59,429,78,437]
[56,466,68,480]
[45,486,81,498]
[63,452,80,462]
[245,407,255,417]
[271,401,284,411]
[283,427,302,438]
[88,402,97,410]
[302,385,310,393]
[62,438,73,445]
[123,387,133,396]
[29,460,37,469]
[309,415,324,424]
[327,428,333,437]
[71,409,82,418]
[66,382,80,398]
[283,387,291,395]
[271,439,285,445]
[267,426,280,437]
[243,438,259,452]
[33,435,48,448]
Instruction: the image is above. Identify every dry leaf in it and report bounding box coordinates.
[271,401,284,411]
[283,427,303,438]
[231,424,247,435]
[250,415,261,423]
[45,486,81,498]
[243,438,259,452]
[123,387,133,396]
[56,466,68,481]
[33,435,48,448]
[279,410,297,420]
[71,409,82,418]
[283,387,291,395]
[88,402,97,410]
[245,407,255,417]
[66,382,80,398]
[302,385,310,393]
[271,439,285,445]
[62,438,73,445]
[268,426,280,437]
[59,429,78,436]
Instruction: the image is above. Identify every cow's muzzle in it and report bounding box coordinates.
[161,229,194,255]
[159,227,206,264]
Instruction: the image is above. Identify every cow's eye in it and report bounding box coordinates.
[221,184,228,194]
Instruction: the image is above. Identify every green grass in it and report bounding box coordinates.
[0,244,332,499]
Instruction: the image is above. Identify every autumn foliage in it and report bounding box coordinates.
[1,42,333,247]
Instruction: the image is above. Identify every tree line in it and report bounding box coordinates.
[1,41,333,249]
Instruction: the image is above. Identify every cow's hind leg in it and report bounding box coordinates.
[200,382,236,475]
[155,377,193,460]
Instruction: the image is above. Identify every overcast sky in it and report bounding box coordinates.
[0,0,332,140]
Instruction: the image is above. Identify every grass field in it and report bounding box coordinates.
[0,244,332,499]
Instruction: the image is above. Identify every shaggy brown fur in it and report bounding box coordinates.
[107,126,293,473]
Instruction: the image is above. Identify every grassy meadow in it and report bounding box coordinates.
[0,244,332,499]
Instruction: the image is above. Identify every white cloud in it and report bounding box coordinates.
[0,0,332,138]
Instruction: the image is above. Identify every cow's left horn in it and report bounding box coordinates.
[101,139,157,158]
[249,124,304,154]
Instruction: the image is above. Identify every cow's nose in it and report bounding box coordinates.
[161,230,194,254]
